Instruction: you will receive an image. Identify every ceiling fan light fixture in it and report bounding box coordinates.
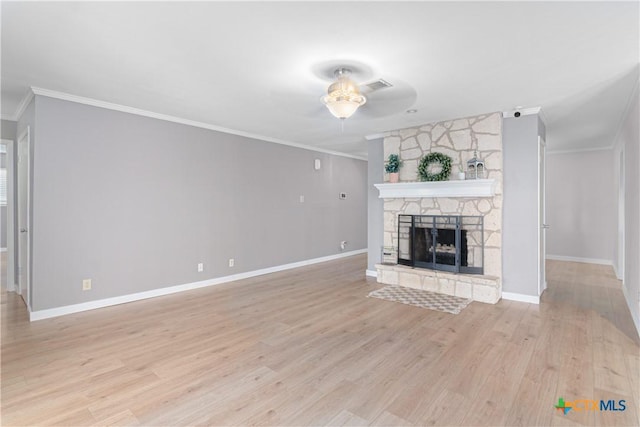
[321,68,366,119]
[322,98,364,119]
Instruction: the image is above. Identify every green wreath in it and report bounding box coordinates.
[418,152,452,181]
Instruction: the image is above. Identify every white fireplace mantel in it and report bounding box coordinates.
[374,179,496,199]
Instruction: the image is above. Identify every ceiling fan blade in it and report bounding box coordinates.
[269,90,327,117]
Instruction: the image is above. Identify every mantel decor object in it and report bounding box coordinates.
[467,151,485,180]
[381,246,397,265]
[418,152,452,182]
[385,153,402,183]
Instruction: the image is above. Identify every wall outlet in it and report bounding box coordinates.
[339,192,347,200]
[299,195,305,203]
[197,263,204,272]
[82,279,92,291]
[340,241,347,250]
[228,258,235,267]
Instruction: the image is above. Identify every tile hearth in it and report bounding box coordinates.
[375,263,501,304]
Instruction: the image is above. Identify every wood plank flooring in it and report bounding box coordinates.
[1,255,638,426]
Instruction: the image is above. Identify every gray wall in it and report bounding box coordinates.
[29,96,367,311]
[546,149,616,262]
[616,82,639,334]
[1,120,18,250]
[1,119,17,141]
[502,114,543,297]
[367,138,384,272]
[17,100,35,296]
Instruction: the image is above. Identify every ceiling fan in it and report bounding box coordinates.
[319,66,418,121]
[320,67,368,120]
[268,62,417,121]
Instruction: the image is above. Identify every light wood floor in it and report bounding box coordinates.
[1,255,639,426]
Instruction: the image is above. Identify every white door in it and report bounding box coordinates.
[538,136,547,295]
[617,149,625,280]
[17,128,30,308]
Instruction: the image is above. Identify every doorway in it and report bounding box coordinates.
[1,139,15,292]
[538,136,547,296]
[17,127,30,309]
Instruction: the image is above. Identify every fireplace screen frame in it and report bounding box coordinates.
[397,214,484,275]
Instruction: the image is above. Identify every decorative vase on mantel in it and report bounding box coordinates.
[385,154,402,183]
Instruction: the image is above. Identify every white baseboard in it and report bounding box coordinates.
[621,282,640,339]
[29,249,368,322]
[365,269,378,278]
[612,262,624,280]
[546,254,613,266]
[502,292,540,305]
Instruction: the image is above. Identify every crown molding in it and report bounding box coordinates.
[546,145,614,155]
[365,132,388,141]
[368,110,507,141]
[612,71,640,150]
[28,87,367,161]
[502,106,542,119]
[3,89,35,122]
[538,107,549,126]
[15,89,35,121]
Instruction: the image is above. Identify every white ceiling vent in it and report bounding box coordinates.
[362,79,393,92]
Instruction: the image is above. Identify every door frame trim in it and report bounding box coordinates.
[17,127,31,310]
[616,148,625,280]
[538,135,547,296]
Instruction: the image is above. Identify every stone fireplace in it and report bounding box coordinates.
[374,112,503,304]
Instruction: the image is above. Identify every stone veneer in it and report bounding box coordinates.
[378,112,503,303]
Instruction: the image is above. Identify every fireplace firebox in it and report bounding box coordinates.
[398,215,484,274]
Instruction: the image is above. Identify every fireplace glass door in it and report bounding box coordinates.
[397,214,483,274]
[397,215,413,266]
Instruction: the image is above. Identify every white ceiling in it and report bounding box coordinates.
[2,1,638,158]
